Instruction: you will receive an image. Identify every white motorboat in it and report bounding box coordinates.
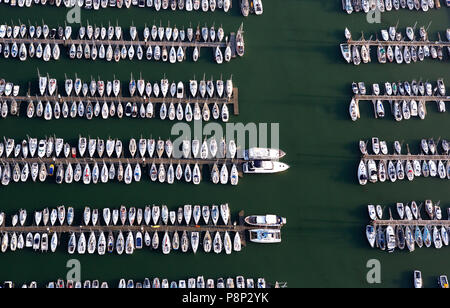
[249,229,282,244]
[243,160,289,174]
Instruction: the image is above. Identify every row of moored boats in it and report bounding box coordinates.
[368,200,445,221]
[351,79,446,97]
[413,271,450,288]
[0,204,286,254]
[349,79,446,121]
[0,74,235,122]
[1,204,234,227]
[340,27,450,65]
[1,276,271,289]
[0,22,240,63]
[343,0,443,14]
[1,227,269,254]
[3,97,231,122]
[31,75,234,99]
[2,0,233,12]
[366,201,450,252]
[358,138,450,185]
[0,136,243,159]
[0,21,229,42]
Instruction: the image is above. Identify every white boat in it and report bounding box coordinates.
[184,204,192,225]
[243,148,286,161]
[249,229,281,244]
[243,160,289,174]
[191,232,199,253]
[413,270,422,288]
[224,231,232,254]
[50,232,58,252]
[366,225,376,248]
[349,98,359,121]
[77,233,86,254]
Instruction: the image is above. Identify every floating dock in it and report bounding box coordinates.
[0,156,247,166]
[353,94,448,119]
[371,219,450,227]
[0,211,279,236]
[346,39,450,48]
[0,210,285,250]
[353,94,450,103]
[361,154,450,162]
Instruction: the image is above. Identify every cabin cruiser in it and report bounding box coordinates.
[243,148,286,161]
[244,215,286,227]
[243,160,289,174]
[249,229,281,243]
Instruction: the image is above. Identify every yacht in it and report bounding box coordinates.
[243,160,289,174]
[243,148,286,161]
[244,215,286,227]
[249,229,282,244]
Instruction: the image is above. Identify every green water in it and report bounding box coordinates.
[0,1,449,288]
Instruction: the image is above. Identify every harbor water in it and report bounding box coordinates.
[0,1,449,287]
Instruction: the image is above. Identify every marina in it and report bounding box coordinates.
[366,200,450,253]
[342,0,446,14]
[2,276,282,289]
[0,74,239,121]
[0,22,244,63]
[0,136,289,185]
[349,79,447,121]
[1,0,234,13]
[0,204,287,255]
[340,26,450,65]
[357,137,450,185]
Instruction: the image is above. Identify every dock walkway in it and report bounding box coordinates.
[0,211,284,247]
[0,156,248,167]
[347,39,450,48]
[354,94,450,102]
[0,221,279,234]
[362,154,450,161]
[372,219,450,227]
